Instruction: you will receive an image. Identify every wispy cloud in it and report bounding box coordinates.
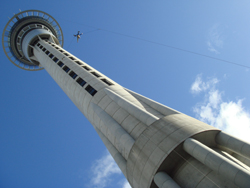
[122,180,132,188]
[191,74,250,143]
[89,151,131,188]
[190,74,218,94]
[89,151,121,188]
[207,24,225,54]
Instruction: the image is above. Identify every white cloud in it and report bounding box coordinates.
[89,151,121,188]
[191,74,250,143]
[207,41,220,54]
[122,180,132,188]
[190,74,218,94]
[207,24,225,54]
[89,151,131,188]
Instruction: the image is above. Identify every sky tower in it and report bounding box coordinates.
[2,10,250,188]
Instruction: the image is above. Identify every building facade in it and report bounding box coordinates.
[3,10,250,188]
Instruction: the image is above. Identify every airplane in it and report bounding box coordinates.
[74,31,83,43]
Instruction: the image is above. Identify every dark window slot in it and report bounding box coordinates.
[83,66,90,71]
[57,61,64,67]
[37,43,40,47]
[64,53,69,56]
[75,61,82,65]
[91,72,101,78]
[59,50,63,52]
[63,66,70,73]
[76,78,86,87]
[53,57,59,63]
[101,79,113,86]
[49,54,54,59]
[69,57,75,60]
[85,85,97,96]
[42,48,46,52]
[45,50,50,55]
[69,71,78,79]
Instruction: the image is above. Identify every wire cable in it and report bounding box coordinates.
[66,36,75,50]
[58,18,250,69]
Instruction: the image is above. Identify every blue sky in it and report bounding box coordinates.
[1,1,250,188]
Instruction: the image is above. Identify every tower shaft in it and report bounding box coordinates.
[34,39,250,188]
[3,10,250,188]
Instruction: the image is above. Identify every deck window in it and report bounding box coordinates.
[101,79,113,86]
[57,61,64,67]
[63,66,70,73]
[69,71,78,79]
[53,57,59,63]
[85,85,97,96]
[76,78,86,87]
[75,61,82,65]
[91,72,101,78]
[49,54,54,59]
[83,66,90,71]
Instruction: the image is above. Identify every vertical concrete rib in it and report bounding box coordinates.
[124,88,179,116]
[91,102,135,160]
[154,172,180,188]
[183,138,250,188]
[216,131,250,160]
[104,88,159,126]
[95,127,127,178]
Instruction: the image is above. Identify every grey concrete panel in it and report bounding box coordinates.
[106,86,146,111]
[133,100,164,118]
[125,88,179,116]
[173,157,212,188]
[98,95,113,110]
[123,135,136,160]
[92,90,106,105]
[92,81,106,91]
[88,78,100,87]
[233,153,250,167]
[105,101,120,117]
[216,131,250,160]
[235,169,250,188]
[142,125,159,138]
[184,138,250,188]
[130,122,147,139]
[197,170,237,188]
[126,134,150,185]
[113,108,129,124]
[121,115,140,134]
[154,172,180,188]
[147,147,165,167]
[93,113,101,127]
[92,102,134,160]
[135,141,161,188]
[105,88,159,126]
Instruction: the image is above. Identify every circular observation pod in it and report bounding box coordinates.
[2,10,64,71]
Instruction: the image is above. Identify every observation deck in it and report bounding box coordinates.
[2,10,64,71]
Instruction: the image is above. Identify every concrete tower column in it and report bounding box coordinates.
[3,10,250,188]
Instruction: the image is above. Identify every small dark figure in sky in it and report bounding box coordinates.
[74,31,83,43]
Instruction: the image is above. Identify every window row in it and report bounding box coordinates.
[37,42,97,96]
[44,41,114,87]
